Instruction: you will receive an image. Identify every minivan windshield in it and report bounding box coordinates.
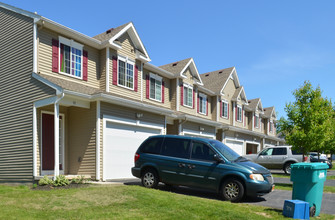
[209,140,240,162]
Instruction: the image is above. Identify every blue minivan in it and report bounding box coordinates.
[131,135,274,202]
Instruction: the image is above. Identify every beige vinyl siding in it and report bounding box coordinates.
[99,48,106,90]
[38,28,100,89]
[109,46,142,101]
[142,68,171,109]
[167,120,179,135]
[68,103,96,178]
[220,79,236,125]
[170,79,177,110]
[0,8,55,182]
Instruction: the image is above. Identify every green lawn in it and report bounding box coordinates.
[0,184,333,219]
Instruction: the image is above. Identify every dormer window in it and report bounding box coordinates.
[182,84,193,108]
[118,56,134,89]
[237,105,242,122]
[58,36,84,79]
[254,114,259,128]
[269,120,273,133]
[221,100,229,118]
[198,93,207,115]
[149,73,162,102]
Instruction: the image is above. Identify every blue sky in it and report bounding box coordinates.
[3,0,335,118]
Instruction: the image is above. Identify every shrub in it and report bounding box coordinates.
[53,175,70,187]
[72,175,86,184]
[38,176,53,186]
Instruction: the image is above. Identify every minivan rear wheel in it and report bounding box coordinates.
[141,169,159,188]
[221,178,244,202]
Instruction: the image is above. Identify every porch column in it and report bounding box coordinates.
[54,102,60,178]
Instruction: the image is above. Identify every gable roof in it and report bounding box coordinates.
[159,58,203,85]
[200,67,233,94]
[93,22,150,62]
[264,107,276,118]
[231,86,248,103]
[247,98,263,112]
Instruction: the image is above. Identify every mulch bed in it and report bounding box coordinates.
[32,183,90,191]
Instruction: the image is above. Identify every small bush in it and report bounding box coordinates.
[53,175,70,187]
[38,176,53,186]
[72,175,86,184]
[32,183,37,188]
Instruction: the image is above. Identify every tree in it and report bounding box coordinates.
[277,81,334,160]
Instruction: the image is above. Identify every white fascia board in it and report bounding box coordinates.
[240,87,248,103]
[220,68,235,95]
[32,72,63,95]
[179,59,203,85]
[109,23,151,61]
[0,2,40,20]
[232,67,240,88]
[144,63,175,79]
[222,125,266,138]
[39,17,102,49]
[265,135,284,142]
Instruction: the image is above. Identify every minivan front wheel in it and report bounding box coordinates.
[221,178,244,202]
[141,169,159,188]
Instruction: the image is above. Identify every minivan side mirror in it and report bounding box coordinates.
[214,154,224,163]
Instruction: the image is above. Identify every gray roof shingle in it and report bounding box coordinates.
[40,74,102,95]
[264,107,275,118]
[248,98,260,111]
[200,67,234,93]
[93,22,132,42]
[159,58,192,75]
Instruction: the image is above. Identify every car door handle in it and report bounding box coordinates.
[188,164,195,169]
[178,163,186,168]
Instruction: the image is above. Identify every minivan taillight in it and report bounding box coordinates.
[303,156,308,162]
[134,153,140,163]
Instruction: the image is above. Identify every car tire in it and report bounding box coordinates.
[284,162,294,175]
[221,178,244,202]
[141,168,159,189]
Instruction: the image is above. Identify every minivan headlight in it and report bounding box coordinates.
[249,174,264,181]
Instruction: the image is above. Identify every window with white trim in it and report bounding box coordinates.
[222,101,228,118]
[269,120,273,132]
[183,84,193,107]
[118,56,134,89]
[149,73,162,102]
[199,93,207,114]
[237,105,242,122]
[59,36,83,79]
[255,114,259,128]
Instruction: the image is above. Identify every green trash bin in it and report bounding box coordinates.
[290,162,328,217]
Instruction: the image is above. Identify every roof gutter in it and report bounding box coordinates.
[221,125,266,138]
[144,63,175,79]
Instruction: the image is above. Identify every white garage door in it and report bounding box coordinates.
[103,122,161,180]
[225,140,244,156]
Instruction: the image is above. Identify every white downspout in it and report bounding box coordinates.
[32,20,38,177]
[54,93,64,179]
[176,78,180,111]
[141,63,143,101]
[106,48,110,92]
[96,100,101,180]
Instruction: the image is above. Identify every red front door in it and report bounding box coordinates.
[42,113,62,171]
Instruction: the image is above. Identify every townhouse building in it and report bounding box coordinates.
[0,3,283,183]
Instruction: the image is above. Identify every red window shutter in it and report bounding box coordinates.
[180,84,184,106]
[83,50,88,81]
[244,111,246,126]
[146,75,149,99]
[254,116,256,127]
[197,95,200,113]
[220,100,223,117]
[162,81,165,103]
[193,89,195,109]
[112,56,117,85]
[52,39,59,73]
[206,98,208,116]
[134,65,138,92]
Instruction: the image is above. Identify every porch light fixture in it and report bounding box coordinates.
[135,113,143,119]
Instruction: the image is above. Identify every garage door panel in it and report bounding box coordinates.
[104,122,161,180]
[226,140,243,156]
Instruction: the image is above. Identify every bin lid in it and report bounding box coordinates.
[291,162,329,170]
